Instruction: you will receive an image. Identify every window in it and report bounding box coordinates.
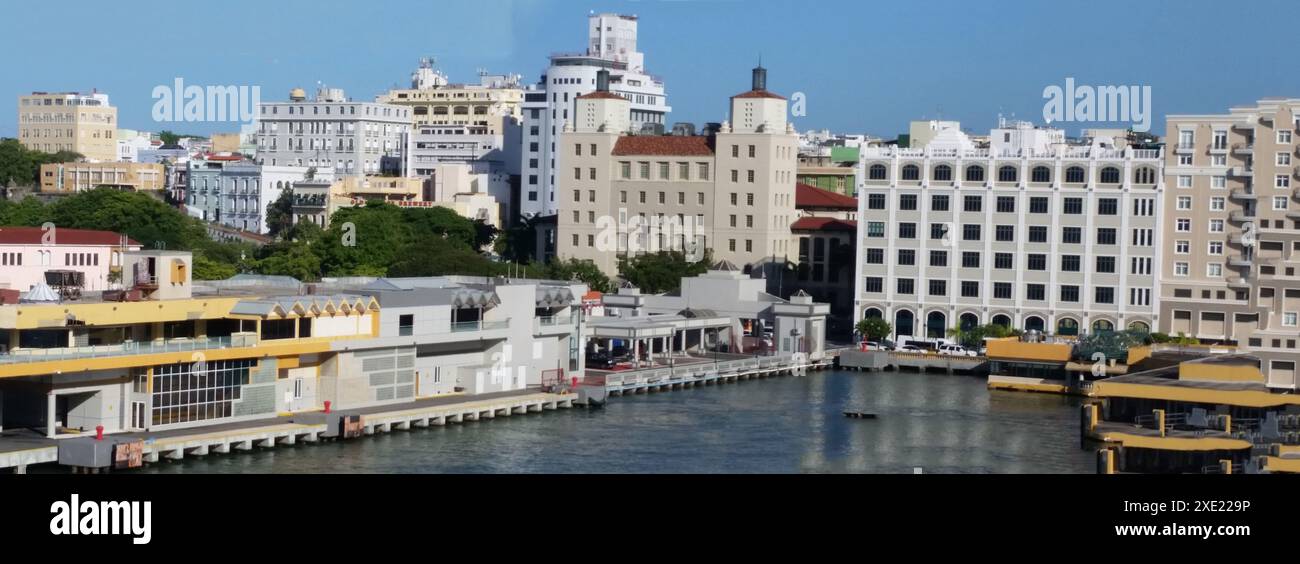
[1279,130,1293,144]
[1133,167,1156,184]
[864,277,883,293]
[1097,228,1117,245]
[1095,287,1115,304]
[1062,227,1082,244]
[993,283,1012,299]
[994,253,1013,269]
[1060,285,1080,303]
[929,280,947,296]
[1275,196,1290,211]
[1026,284,1045,301]
[963,195,982,212]
[1096,256,1116,273]
[1029,197,1049,214]
[933,164,953,181]
[965,166,985,183]
[995,225,1014,242]
[1177,175,1192,188]
[1028,226,1047,243]
[931,194,950,211]
[901,164,920,181]
[1208,241,1224,255]
[865,248,885,264]
[897,249,916,265]
[1207,263,1223,277]
[1209,219,1224,233]
[930,223,948,239]
[1061,255,1081,272]
[898,222,916,238]
[1098,198,1118,215]
[1174,262,1189,276]
[1176,218,1190,232]
[961,251,980,268]
[1277,175,1291,189]
[929,250,948,267]
[868,164,887,180]
[961,281,980,298]
[962,224,981,241]
[1065,166,1086,183]
[897,278,915,294]
[866,221,885,237]
[1099,167,1120,184]
[996,196,1015,213]
[899,194,918,210]
[997,165,1018,183]
[1176,196,1192,210]
[1030,166,1051,183]
[867,193,886,209]
[1027,254,1047,270]
[1279,152,1292,166]
[1062,198,1083,214]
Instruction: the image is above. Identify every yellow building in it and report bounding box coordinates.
[291,176,428,228]
[40,162,165,193]
[17,91,118,162]
[377,61,523,135]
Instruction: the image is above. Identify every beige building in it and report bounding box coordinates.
[17,91,118,162]
[377,59,523,135]
[39,162,165,193]
[1163,99,1300,388]
[557,67,799,278]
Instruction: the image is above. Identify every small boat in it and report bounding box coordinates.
[843,411,877,419]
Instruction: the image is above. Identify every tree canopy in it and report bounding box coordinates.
[617,250,712,294]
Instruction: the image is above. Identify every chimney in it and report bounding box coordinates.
[751,66,767,91]
[596,69,610,93]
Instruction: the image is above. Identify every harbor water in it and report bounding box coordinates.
[136,369,1095,474]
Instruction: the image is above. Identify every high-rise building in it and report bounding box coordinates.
[17,91,117,162]
[852,120,1165,342]
[1163,99,1300,389]
[254,87,410,176]
[519,13,671,219]
[557,67,797,278]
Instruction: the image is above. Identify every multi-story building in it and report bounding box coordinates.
[17,91,117,162]
[0,254,585,437]
[0,227,140,294]
[519,12,671,219]
[790,183,859,328]
[291,175,427,228]
[254,87,410,176]
[377,58,523,136]
[557,67,798,279]
[1162,99,1300,388]
[39,162,164,193]
[852,120,1165,342]
[187,155,326,234]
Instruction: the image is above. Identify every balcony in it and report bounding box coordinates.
[1228,166,1254,177]
[1227,277,1252,289]
[534,312,579,335]
[1232,143,1254,156]
[1174,143,1196,155]
[1287,210,1300,220]
[0,334,260,366]
[1229,210,1255,223]
[1209,144,1230,155]
[1229,188,1258,200]
[1228,254,1254,268]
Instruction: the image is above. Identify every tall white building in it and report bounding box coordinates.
[254,87,410,176]
[852,123,1166,342]
[519,12,671,219]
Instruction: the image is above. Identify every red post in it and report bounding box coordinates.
[95,425,104,441]
[571,376,578,388]
[323,400,331,414]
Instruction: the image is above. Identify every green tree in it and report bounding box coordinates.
[264,185,294,238]
[539,258,613,293]
[855,317,891,341]
[158,131,181,146]
[617,250,712,294]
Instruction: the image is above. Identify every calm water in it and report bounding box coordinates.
[137,369,1094,474]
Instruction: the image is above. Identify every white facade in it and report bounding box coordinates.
[254,87,410,176]
[852,126,1166,341]
[519,12,671,218]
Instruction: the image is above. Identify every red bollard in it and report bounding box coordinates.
[571,376,578,388]
[323,400,331,414]
[95,425,104,441]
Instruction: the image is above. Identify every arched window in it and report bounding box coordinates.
[901,164,920,181]
[1024,316,1045,333]
[997,165,1018,183]
[926,311,947,339]
[1057,318,1079,336]
[1031,166,1051,183]
[1099,167,1121,184]
[895,310,915,337]
[413,106,428,116]
[959,313,979,331]
[864,308,883,319]
[868,164,887,180]
[964,165,985,182]
[1133,167,1156,185]
[1065,166,1086,183]
[1127,321,1150,333]
[992,314,1011,328]
[1092,319,1115,333]
[433,107,448,115]
[933,164,953,182]
[453,106,469,115]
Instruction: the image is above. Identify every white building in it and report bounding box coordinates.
[254,86,410,176]
[852,123,1166,342]
[519,12,671,218]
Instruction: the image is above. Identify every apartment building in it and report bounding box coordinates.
[0,227,140,294]
[39,161,164,193]
[519,12,671,218]
[17,91,117,162]
[254,87,410,176]
[852,121,1165,342]
[556,67,798,278]
[1163,99,1300,388]
[377,58,523,136]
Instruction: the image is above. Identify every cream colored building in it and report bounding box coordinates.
[557,67,798,278]
[17,91,118,162]
[1163,99,1300,388]
[377,59,523,135]
[39,162,165,193]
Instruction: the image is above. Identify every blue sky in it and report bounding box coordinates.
[3,0,1298,139]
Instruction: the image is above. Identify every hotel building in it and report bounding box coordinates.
[17,91,117,162]
[254,87,410,176]
[520,12,671,219]
[852,121,1165,341]
[556,67,798,278]
[1162,99,1300,388]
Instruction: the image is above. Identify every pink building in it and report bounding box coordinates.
[0,227,142,293]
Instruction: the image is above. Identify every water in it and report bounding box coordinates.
[137,369,1095,474]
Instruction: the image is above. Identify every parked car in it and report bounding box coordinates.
[897,345,924,353]
[937,344,977,357]
[585,352,617,369]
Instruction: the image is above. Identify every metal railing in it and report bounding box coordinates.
[0,334,260,365]
[599,354,804,389]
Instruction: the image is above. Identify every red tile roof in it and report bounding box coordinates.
[0,227,140,246]
[576,91,627,101]
[612,136,715,156]
[732,89,786,100]
[790,217,857,232]
[795,183,857,210]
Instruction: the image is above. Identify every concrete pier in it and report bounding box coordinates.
[594,353,832,397]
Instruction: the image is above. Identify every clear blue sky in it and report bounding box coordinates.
[3,0,1298,138]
